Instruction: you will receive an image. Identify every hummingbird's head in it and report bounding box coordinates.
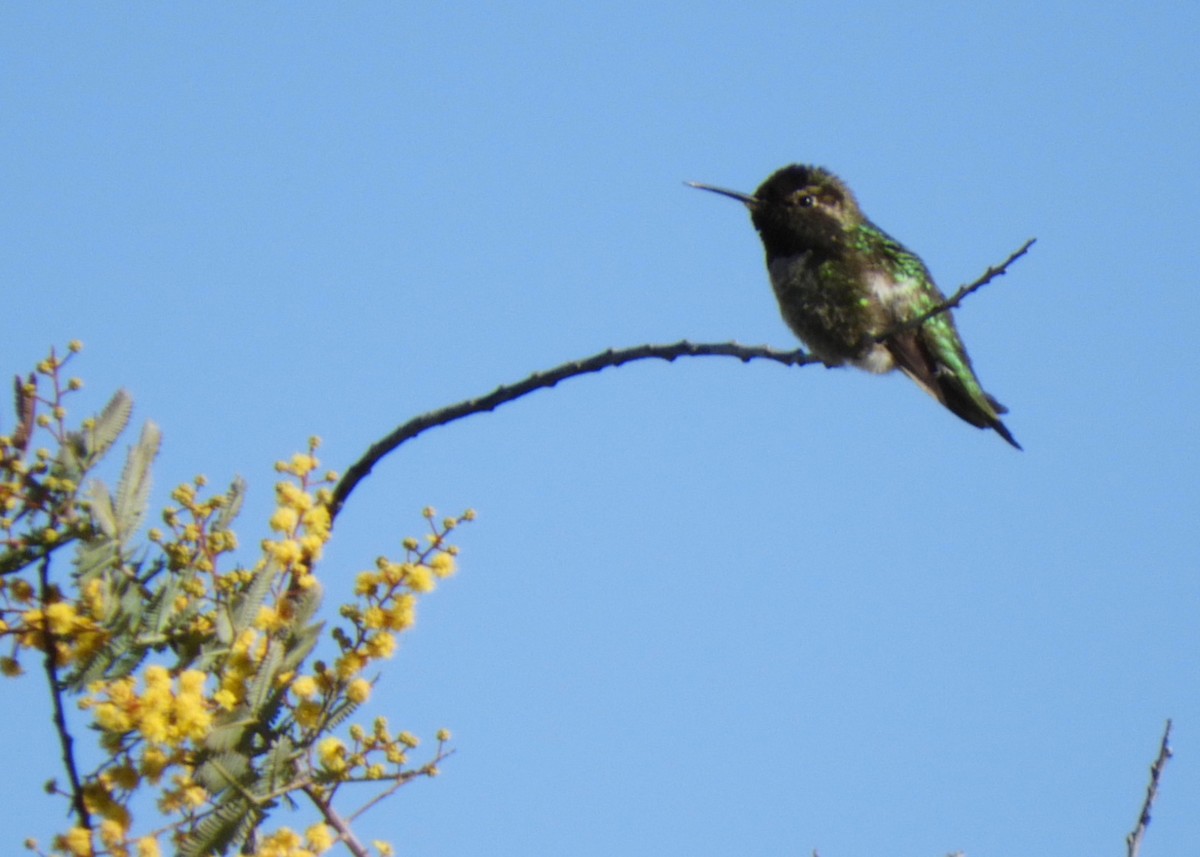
[689,164,863,258]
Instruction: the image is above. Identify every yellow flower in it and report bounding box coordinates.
[94,701,134,734]
[383,595,415,631]
[178,669,206,695]
[291,675,318,699]
[135,836,162,857]
[363,606,385,629]
[258,827,307,857]
[140,746,170,783]
[232,628,259,654]
[269,506,299,533]
[366,632,396,660]
[295,700,322,729]
[265,538,303,566]
[306,823,334,853]
[57,826,93,856]
[254,605,288,632]
[317,737,347,772]
[430,553,456,578]
[276,482,313,510]
[172,688,213,741]
[291,452,319,475]
[139,708,170,744]
[336,653,364,678]
[182,782,207,808]
[347,678,372,703]
[83,579,106,616]
[302,504,330,535]
[300,533,327,558]
[354,570,379,595]
[144,664,171,687]
[377,559,403,585]
[406,564,435,593]
[98,818,125,848]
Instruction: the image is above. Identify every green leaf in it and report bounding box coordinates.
[246,641,284,715]
[214,476,247,532]
[85,480,118,540]
[280,620,324,676]
[202,715,252,754]
[262,735,299,792]
[86,389,133,462]
[114,420,161,538]
[193,750,252,794]
[231,560,280,634]
[178,796,255,857]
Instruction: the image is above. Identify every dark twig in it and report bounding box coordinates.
[346,747,456,824]
[303,783,370,857]
[38,554,90,829]
[329,341,814,518]
[329,241,1033,520]
[875,237,1036,342]
[1126,719,1173,857]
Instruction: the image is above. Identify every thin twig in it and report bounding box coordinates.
[875,238,1036,342]
[37,553,90,829]
[1126,719,1173,857]
[329,240,1033,519]
[347,748,456,824]
[328,341,814,518]
[303,783,371,857]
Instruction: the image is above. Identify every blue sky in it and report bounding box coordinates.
[2,3,1198,855]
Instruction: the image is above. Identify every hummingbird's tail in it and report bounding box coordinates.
[939,381,1022,450]
[885,332,1022,450]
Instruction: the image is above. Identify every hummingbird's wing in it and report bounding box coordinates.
[884,323,1020,449]
[870,239,1020,449]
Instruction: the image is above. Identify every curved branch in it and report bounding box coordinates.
[328,341,814,518]
[329,240,1033,520]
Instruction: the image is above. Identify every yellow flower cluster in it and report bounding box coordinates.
[3,347,473,857]
[83,665,213,747]
[8,589,108,669]
[304,715,453,787]
[276,505,470,799]
[153,475,239,576]
[215,626,269,710]
[337,506,471,679]
[262,441,335,589]
[246,823,333,857]
[0,343,94,677]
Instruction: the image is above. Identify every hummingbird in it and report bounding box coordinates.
[689,164,1020,449]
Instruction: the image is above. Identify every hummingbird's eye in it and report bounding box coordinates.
[798,195,815,208]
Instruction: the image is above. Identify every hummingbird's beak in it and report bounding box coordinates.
[686,181,757,208]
